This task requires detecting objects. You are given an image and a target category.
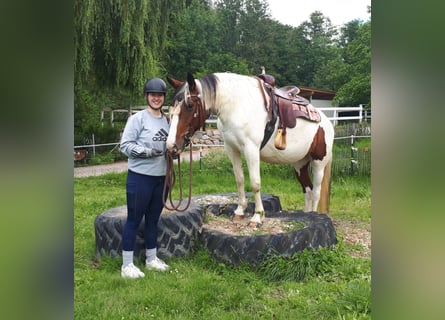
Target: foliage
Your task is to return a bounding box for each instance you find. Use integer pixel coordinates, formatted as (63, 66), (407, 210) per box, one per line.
(75, 0), (371, 141)
(296, 11), (339, 87)
(166, 0), (220, 77)
(230, 0), (273, 72)
(331, 20), (371, 107)
(86, 152), (116, 166)
(74, 85), (131, 145)
(74, 0), (185, 139)
(74, 0), (182, 92)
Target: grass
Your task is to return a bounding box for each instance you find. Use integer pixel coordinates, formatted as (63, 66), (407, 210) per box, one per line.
(74, 151), (371, 320)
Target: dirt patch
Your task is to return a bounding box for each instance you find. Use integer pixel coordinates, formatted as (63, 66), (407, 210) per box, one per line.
(203, 215), (371, 259)
(203, 214), (305, 236)
(333, 219), (371, 258)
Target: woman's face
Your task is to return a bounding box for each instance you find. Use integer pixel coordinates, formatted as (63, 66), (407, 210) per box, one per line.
(147, 92), (165, 109)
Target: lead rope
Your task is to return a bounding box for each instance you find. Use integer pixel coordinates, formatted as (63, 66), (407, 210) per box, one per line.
(162, 145), (193, 212)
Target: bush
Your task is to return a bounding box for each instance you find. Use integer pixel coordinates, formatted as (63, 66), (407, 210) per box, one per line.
(86, 153), (115, 165)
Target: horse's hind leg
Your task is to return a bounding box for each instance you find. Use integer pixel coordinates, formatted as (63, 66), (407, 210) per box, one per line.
(310, 161), (326, 212)
(295, 160), (330, 213)
(225, 146), (248, 220)
(294, 162), (315, 212)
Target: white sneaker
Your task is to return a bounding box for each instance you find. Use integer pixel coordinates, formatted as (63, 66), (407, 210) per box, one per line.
(121, 263), (145, 279)
(146, 257), (169, 271)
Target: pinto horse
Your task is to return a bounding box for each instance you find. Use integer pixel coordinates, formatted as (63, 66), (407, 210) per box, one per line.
(166, 72), (334, 224)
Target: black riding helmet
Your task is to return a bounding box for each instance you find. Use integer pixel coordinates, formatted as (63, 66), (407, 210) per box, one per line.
(143, 78), (167, 95)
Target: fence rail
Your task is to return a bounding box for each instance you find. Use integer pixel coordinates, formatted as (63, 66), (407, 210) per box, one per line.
(74, 135), (371, 177)
(78, 108), (371, 176)
(100, 105), (370, 127)
(180, 105), (369, 126)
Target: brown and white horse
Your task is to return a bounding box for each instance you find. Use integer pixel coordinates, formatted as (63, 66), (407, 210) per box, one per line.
(166, 72), (334, 224)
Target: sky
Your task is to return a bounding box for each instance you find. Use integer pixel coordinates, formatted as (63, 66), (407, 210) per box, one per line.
(267, 0), (371, 28)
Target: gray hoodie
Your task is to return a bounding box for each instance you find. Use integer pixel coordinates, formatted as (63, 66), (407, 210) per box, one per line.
(120, 109), (170, 176)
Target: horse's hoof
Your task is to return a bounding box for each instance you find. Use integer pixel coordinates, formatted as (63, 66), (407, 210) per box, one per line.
(249, 213), (263, 225)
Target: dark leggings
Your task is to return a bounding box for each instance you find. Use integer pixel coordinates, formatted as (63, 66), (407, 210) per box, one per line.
(122, 170), (167, 251)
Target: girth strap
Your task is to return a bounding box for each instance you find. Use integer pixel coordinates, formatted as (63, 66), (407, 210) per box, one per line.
(259, 83), (277, 150)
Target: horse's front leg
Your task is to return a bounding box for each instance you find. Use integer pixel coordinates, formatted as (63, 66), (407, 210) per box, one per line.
(225, 146), (248, 221)
(244, 146), (264, 224)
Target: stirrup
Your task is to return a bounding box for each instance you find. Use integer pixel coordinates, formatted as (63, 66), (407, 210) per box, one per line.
(274, 128), (286, 150)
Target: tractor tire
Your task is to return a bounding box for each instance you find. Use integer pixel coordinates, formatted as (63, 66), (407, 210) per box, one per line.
(94, 193), (337, 267)
(94, 201), (203, 261)
(199, 207), (337, 266)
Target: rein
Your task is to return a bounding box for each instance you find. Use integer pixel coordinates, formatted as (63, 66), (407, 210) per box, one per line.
(161, 86), (207, 211)
(162, 143), (194, 212)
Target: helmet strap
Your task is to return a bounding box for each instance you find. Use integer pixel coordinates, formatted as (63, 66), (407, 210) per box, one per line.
(148, 103), (163, 111)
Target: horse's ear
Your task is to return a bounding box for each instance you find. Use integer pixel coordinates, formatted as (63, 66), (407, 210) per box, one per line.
(167, 76), (184, 89)
(186, 72), (196, 91)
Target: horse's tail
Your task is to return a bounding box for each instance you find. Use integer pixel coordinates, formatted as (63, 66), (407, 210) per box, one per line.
(318, 159), (332, 213)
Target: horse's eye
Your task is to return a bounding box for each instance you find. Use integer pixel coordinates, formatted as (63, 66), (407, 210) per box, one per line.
(185, 102), (193, 111)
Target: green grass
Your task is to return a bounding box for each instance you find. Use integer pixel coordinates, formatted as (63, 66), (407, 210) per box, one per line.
(75, 151), (371, 320)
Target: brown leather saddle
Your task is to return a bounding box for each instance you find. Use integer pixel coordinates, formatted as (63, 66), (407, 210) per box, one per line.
(257, 74), (321, 150)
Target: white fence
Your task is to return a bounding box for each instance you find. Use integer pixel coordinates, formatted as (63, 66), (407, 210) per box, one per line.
(181, 104), (369, 126)
(100, 105), (370, 127)
(77, 105), (370, 154)
(318, 104), (370, 125)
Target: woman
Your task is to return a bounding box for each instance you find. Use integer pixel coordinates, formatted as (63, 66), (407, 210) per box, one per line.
(119, 78), (170, 278)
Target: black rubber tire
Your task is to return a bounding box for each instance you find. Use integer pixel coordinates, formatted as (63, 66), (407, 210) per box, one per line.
(93, 193), (279, 261)
(157, 204), (204, 258)
(94, 193), (337, 266)
(94, 202), (203, 261)
(199, 210), (337, 266)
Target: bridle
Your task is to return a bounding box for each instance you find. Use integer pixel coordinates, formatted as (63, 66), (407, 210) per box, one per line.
(185, 92), (208, 137)
(162, 90), (207, 212)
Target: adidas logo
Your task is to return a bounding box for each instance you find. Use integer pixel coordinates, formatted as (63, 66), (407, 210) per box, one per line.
(153, 128), (168, 141)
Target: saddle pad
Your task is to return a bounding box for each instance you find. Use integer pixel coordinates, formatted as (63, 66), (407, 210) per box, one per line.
(281, 102), (321, 128)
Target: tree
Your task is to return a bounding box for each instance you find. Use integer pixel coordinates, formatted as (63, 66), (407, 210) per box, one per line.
(255, 20), (302, 86)
(88, 0), (174, 94)
(332, 21), (371, 107)
(338, 19), (363, 49)
(166, 0), (221, 77)
(166, 0), (251, 78)
(295, 11), (338, 87)
(233, 0), (272, 71)
(214, 0), (242, 54)
(74, 0), (372, 144)
(74, 0), (184, 141)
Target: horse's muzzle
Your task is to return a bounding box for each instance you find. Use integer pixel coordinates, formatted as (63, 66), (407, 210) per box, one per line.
(168, 136), (190, 156)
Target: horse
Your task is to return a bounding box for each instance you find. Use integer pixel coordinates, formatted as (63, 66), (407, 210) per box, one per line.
(166, 72), (334, 224)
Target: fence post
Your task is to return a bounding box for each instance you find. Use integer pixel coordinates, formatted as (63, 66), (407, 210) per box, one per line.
(92, 133), (96, 157)
(359, 104), (363, 123)
(350, 135), (358, 175)
(199, 147), (203, 170)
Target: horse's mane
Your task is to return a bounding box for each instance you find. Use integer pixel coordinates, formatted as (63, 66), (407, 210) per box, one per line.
(198, 74), (218, 112)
